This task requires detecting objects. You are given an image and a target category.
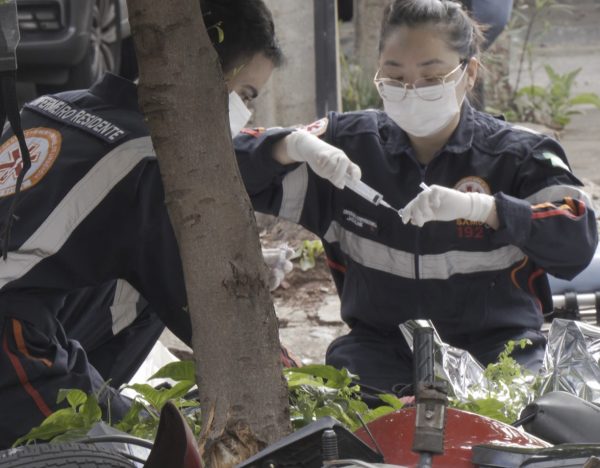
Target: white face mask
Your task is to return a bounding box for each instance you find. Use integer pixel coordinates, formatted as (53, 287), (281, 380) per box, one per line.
(228, 91), (253, 137)
(378, 68), (467, 138)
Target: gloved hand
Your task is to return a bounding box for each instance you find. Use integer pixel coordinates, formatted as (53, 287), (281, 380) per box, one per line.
(262, 245), (294, 291)
(285, 130), (361, 189)
(401, 184), (495, 227)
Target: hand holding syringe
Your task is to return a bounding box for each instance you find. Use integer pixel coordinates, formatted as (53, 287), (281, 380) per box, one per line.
(344, 173), (430, 222)
(344, 175), (396, 211)
(398, 182), (431, 221)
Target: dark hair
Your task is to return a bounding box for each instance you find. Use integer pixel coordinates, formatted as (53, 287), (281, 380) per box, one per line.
(201, 0), (284, 73)
(379, 0), (484, 60)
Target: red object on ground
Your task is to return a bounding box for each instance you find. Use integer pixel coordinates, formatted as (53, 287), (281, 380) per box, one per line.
(354, 408), (549, 468)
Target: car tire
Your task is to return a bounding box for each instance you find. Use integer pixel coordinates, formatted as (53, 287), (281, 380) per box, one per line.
(0, 443), (135, 467)
(66, 0), (123, 90)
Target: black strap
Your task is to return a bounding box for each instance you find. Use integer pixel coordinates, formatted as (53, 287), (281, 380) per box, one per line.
(0, 70), (32, 260)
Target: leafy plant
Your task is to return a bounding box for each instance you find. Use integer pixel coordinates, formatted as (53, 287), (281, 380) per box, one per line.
(15, 341), (545, 446)
(510, 65), (600, 129)
(292, 239), (325, 271)
(340, 54), (382, 112)
(14, 361), (201, 446)
(13, 389), (104, 446)
(486, 0), (600, 129)
(285, 365), (402, 431)
(116, 361), (201, 440)
(449, 339), (541, 423)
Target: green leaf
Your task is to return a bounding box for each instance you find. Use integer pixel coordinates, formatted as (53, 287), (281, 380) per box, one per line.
(568, 93), (600, 108)
(156, 381), (196, 409)
(116, 401), (147, 433)
(126, 384), (165, 410)
(285, 365), (355, 388)
(81, 395), (102, 425)
(516, 85), (546, 99)
(377, 393), (404, 410)
(57, 389), (87, 410)
(365, 405), (396, 422)
(13, 422), (76, 446)
(149, 360), (196, 382)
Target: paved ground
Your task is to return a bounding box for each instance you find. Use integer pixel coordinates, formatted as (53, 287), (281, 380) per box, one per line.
(161, 3), (600, 365)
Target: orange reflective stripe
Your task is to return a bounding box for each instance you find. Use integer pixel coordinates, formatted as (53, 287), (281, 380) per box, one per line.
(326, 257), (347, 274)
(2, 327), (52, 417)
(528, 269), (545, 312)
(12, 319), (53, 368)
(510, 257), (529, 289)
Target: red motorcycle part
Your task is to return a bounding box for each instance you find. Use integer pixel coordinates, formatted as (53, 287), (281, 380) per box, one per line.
(144, 401), (202, 468)
(354, 407), (550, 468)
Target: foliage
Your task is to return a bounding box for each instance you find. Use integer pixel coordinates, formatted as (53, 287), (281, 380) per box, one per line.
(340, 54), (382, 112)
(14, 362), (201, 446)
(291, 239), (325, 271)
(449, 339), (541, 423)
(285, 365), (403, 431)
(14, 362), (404, 446)
(508, 65), (600, 129)
(13, 388), (104, 446)
(15, 342), (545, 446)
(487, 0), (600, 129)
(115, 361), (200, 440)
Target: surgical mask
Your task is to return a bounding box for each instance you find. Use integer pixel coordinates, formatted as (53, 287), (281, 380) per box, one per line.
(377, 67), (467, 138)
(228, 91), (252, 137)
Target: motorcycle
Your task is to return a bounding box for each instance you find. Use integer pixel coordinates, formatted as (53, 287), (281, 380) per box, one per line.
(1, 246), (600, 467)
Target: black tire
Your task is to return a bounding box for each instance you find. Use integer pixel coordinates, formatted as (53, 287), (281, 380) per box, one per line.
(0, 443), (135, 468)
(66, 0), (123, 90)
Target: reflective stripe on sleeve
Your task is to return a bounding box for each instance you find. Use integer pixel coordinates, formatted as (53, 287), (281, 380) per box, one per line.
(324, 221), (526, 280)
(110, 279), (142, 335)
(279, 163), (309, 223)
(0, 136), (155, 288)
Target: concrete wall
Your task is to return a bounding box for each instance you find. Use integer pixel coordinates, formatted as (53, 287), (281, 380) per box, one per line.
(251, 0), (317, 128)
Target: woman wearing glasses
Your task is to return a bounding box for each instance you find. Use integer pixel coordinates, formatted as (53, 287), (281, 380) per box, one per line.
(235, 0), (597, 395)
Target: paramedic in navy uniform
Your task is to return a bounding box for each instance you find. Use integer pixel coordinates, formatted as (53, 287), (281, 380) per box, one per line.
(235, 0), (598, 394)
(0, 0), (284, 448)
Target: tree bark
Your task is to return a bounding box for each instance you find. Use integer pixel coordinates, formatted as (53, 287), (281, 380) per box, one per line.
(125, 0), (291, 465)
(353, 0), (390, 77)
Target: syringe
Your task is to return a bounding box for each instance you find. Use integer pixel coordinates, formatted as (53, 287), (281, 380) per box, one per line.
(399, 182), (431, 221)
(344, 176), (396, 211)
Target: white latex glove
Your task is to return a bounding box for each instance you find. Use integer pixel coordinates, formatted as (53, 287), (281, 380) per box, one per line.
(285, 130), (361, 189)
(401, 184), (495, 227)
(262, 245), (294, 291)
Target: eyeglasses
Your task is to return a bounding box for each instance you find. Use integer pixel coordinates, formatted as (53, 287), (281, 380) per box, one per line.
(374, 61), (467, 102)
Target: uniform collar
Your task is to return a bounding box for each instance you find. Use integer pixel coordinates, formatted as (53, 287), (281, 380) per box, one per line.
(381, 99), (476, 156)
(89, 73), (140, 112)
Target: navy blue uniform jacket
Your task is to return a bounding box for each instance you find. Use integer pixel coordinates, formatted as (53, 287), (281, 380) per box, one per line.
(235, 104), (598, 343)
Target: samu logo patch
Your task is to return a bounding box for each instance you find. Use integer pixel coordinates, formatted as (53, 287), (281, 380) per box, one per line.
(0, 127), (62, 198)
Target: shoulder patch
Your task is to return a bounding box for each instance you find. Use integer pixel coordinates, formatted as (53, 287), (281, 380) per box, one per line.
(240, 127), (267, 138)
(454, 176), (491, 195)
(0, 128), (62, 198)
(25, 96), (128, 143)
(300, 118), (329, 137)
(533, 151), (570, 172)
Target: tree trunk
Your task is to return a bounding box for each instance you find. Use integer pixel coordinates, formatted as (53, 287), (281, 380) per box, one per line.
(125, 0), (291, 465)
(353, 0), (390, 77)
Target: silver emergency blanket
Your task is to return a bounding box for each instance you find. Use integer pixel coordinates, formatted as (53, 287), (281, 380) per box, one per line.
(538, 318), (600, 403)
(399, 319), (487, 401)
(400, 318), (600, 406)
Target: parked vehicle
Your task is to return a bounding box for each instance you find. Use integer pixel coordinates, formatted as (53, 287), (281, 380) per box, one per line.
(15, 0), (133, 92)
